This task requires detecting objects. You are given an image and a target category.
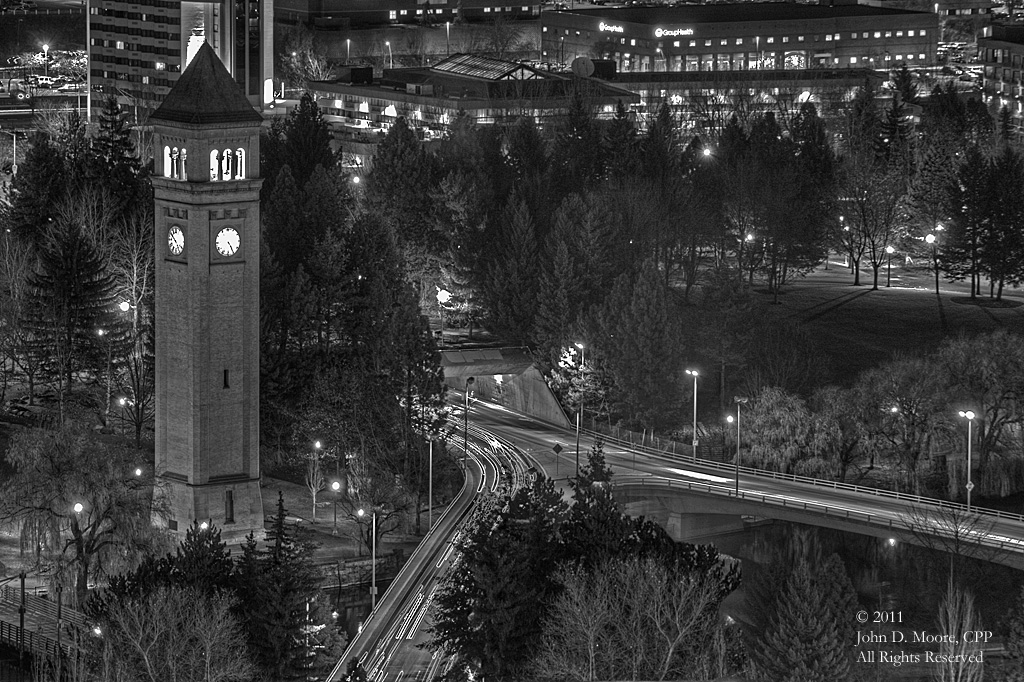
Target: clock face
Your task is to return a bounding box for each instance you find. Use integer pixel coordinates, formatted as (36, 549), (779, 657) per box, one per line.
(215, 227), (240, 257)
(168, 225), (185, 256)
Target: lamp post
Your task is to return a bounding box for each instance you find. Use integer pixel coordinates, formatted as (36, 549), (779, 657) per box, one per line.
(733, 397), (748, 495)
(1, 129), (17, 176)
(958, 410), (975, 511)
(346, 39), (351, 64)
(357, 507), (378, 609)
(385, 41), (393, 69)
(885, 245), (895, 287)
(925, 233), (939, 294)
(685, 369), (699, 457)
(428, 439), (434, 531)
(574, 342), (585, 478)
(331, 481), (341, 535)
(97, 328), (113, 424)
(436, 288), (451, 347)
(42, 43), (49, 78)
(463, 376), (475, 469)
(446, 22), (451, 57)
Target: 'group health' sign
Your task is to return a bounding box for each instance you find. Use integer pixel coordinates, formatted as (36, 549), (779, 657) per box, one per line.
(599, 22), (624, 32)
(654, 27), (695, 37)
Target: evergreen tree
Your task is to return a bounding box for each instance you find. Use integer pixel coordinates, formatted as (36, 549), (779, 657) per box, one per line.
(1004, 585), (1024, 681)
(263, 92), (336, 194)
(639, 102), (679, 190)
(755, 560), (848, 682)
(234, 492), (343, 679)
(944, 144), (992, 297)
(90, 95), (143, 214)
(483, 197), (539, 344)
(875, 95), (914, 166)
(595, 260), (680, 427)
(549, 87), (604, 198)
(982, 146), (1024, 299)
(20, 221), (121, 416)
(604, 99), (637, 184)
(3, 133), (67, 247)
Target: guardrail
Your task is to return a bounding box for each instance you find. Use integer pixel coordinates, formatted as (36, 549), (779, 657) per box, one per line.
(584, 426), (1024, 525)
(615, 475), (1024, 555)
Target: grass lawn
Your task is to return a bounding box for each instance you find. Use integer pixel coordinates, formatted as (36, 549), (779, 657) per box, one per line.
(757, 258), (1024, 384)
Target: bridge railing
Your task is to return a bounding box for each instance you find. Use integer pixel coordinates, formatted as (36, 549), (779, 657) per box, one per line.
(584, 427), (1024, 525)
(615, 475), (1024, 554)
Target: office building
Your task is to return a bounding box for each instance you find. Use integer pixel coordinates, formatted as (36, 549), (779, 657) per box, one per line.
(979, 22), (1024, 135)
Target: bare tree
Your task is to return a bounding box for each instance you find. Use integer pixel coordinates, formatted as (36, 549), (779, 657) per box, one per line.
(901, 504), (1010, 583)
(93, 587), (256, 682)
(934, 579), (985, 682)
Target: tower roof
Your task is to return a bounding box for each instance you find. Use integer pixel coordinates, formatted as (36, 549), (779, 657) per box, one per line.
(150, 42), (263, 126)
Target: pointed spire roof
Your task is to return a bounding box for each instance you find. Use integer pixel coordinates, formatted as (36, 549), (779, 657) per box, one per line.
(151, 42), (263, 126)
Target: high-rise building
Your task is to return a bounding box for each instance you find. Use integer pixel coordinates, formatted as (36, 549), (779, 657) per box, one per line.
(88, 0), (274, 121)
(150, 41), (265, 539)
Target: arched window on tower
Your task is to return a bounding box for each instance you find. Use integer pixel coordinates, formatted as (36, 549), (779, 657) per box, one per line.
(163, 146), (172, 178)
(234, 148), (246, 179)
(178, 147), (188, 181)
(221, 149), (233, 181)
(210, 149), (220, 181)
(170, 147), (180, 180)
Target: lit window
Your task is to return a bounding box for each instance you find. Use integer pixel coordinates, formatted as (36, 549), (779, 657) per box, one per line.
(885, 31), (892, 37)
(155, 62), (166, 70)
(484, 6), (490, 10)
(163, 146), (171, 178)
(873, 32), (880, 38)
(896, 54), (903, 60)
(631, 39), (636, 46)
(767, 37), (774, 43)
(834, 33), (840, 40)
(689, 40), (696, 47)
(142, 76), (149, 84)
(798, 36), (805, 41)
(919, 53), (926, 58)
(908, 30), (915, 36)
(721, 39), (727, 46)
(673, 41), (680, 47)
(736, 38), (743, 45)
(705, 39), (712, 46)
(921, 30), (927, 35)
(851, 33), (857, 39)
(863, 32), (869, 38)
(851, 57), (857, 64)
(389, 10), (396, 18)
(826, 34), (833, 41)
(116, 40), (125, 50)
(782, 36), (789, 43)
(885, 54), (892, 60)
(896, 30), (904, 37)
(400, 9), (407, 13)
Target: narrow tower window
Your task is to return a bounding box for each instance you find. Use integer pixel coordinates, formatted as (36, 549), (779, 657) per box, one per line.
(225, 490), (234, 523)
(221, 149), (233, 180)
(163, 146), (171, 177)
(234, 148), (246, 179)
(223, 369), (229, 388)
(210, 149), (220, 181)
(178, 147), (188, 181)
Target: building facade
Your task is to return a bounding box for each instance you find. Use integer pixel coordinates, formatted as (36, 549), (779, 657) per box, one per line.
(88, 0), (274, 120)
(151, 42), (265, 538)
(979, 22), (1024, 134)
(542, 3), (938, 73)
(275, 0), (540, 27)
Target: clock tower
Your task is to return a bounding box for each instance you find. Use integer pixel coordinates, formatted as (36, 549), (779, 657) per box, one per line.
(150, 41), (264, 539)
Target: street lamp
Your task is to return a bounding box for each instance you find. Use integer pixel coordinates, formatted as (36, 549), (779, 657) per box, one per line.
(42, 44), (49, 78)
(463, 376), (475, 469)
(685, 369), (699, 457)
(331, 481), (341, 535)
(73, 502), (83, 514)
(385, 41), (393, 69)
(958, 410), (975, 511)
(925, 233), (939, 294)
(733, 397), (748, 496)
(357, 507), (379, 609)
(574, 342), (585, 478)
(97, 328), (113, 424)
(446, 22), (451, 57)
(436, 288), (451, 347)
(346, 39), (351, 64)
(885, 245), (895, 288)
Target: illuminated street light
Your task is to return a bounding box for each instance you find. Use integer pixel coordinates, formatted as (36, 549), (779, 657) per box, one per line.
(42, 44), (49, 78)
(958, 410), (976, 511)
(885, 245), (895, 288)
(73, 503), (83, 514)
(925, 233), (939, 295)
(385, 41), (393, 69)
(436, 289), (451, 348)
(732, 397), (748, 495)
(331, 480), (341, 535)
(574, 342), (585, 477)
(685, 369), (699, 457)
